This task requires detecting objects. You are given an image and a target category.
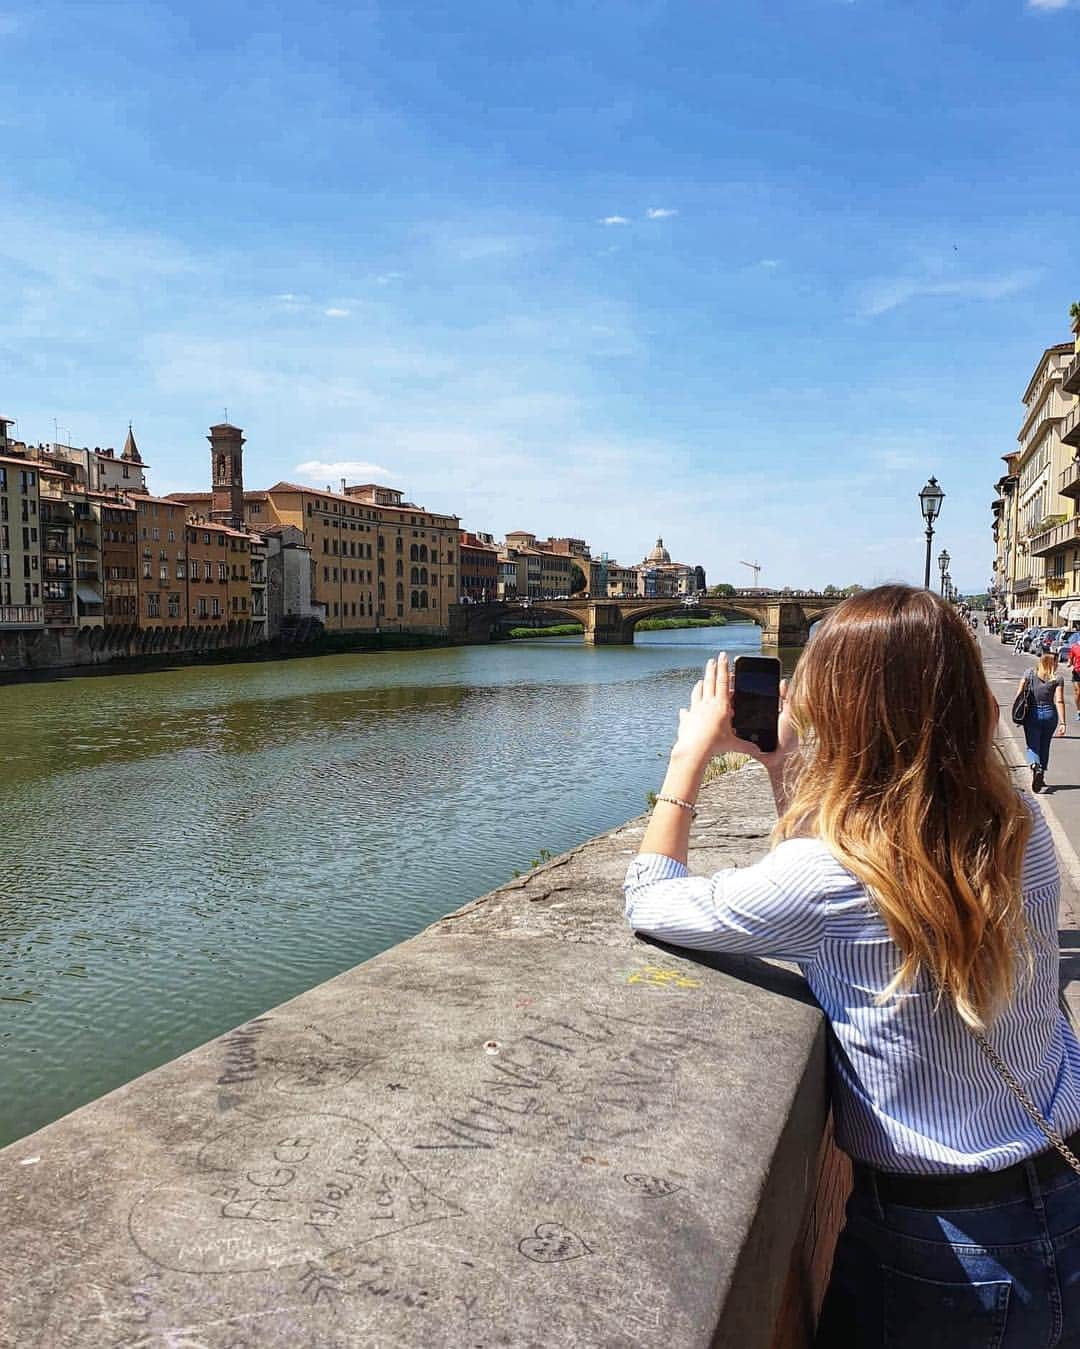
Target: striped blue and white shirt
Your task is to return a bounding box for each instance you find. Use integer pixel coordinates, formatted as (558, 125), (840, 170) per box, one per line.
(624, 796), (1080, 1174)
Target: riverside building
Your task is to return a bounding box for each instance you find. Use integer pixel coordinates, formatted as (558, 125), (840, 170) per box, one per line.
(994, 339), (1080, 626)
(0, 432), (44, 630)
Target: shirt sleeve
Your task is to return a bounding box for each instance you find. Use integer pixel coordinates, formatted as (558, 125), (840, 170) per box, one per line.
(623, 842), (830, 964)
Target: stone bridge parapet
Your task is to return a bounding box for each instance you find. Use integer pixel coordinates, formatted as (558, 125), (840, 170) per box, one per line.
(0, 766), (846, 1348)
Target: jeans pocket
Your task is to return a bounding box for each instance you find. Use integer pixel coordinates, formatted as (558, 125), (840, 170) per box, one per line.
(883, 1265), (1011, 1349)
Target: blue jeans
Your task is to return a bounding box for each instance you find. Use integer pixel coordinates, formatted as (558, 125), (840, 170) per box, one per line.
(1025, 704), (1059, 772)
(816, 1164), (1080, 1347)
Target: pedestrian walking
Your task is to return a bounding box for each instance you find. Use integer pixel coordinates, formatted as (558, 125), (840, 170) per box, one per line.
(1016, 652), (1066, 793)
(1066, 634), (1080, 723)
(625, 585), (1080, 1348)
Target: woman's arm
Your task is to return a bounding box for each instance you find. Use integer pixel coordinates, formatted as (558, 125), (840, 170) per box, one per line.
(637, 653), (798, 866)
(1057, 683), (1067, 735)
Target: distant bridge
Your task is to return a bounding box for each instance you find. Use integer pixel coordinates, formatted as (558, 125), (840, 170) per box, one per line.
(453, 592), (844, 647)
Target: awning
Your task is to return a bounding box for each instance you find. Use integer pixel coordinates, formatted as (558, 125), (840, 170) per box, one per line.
(77, 585), (103, 604)
(1061, 600), (1080, 621)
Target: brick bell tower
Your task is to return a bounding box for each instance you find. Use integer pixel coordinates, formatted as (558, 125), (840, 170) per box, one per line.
(209, 422), (245, 529)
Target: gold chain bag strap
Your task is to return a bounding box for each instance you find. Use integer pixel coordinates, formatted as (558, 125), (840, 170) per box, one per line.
(971, 1030), (1080, 1179)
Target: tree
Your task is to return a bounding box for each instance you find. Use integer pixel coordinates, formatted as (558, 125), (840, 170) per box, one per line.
(708, 582), (736, 596)
(1070, 300), (1080, 322)
(569, 563), (587, 594)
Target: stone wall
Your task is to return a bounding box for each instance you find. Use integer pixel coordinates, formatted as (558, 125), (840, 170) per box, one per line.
(0, 765), (844, 1347)
(0, 620), (267, 673)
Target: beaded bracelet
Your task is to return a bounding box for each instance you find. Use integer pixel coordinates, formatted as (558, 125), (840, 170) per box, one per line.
(653, 794), (698, 820)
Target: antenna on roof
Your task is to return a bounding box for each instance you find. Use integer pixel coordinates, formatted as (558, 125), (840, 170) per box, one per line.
(224, 407), (229, 423)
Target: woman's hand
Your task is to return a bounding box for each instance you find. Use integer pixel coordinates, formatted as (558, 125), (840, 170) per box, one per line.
(671, 653), (798, 772)
(1057, 723), (1067, 738)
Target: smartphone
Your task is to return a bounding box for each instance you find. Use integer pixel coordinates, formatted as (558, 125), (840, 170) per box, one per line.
(732, 655), (781, 753)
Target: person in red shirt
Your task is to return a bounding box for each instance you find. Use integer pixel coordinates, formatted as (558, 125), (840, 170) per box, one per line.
(1067, 634), (1080, 721)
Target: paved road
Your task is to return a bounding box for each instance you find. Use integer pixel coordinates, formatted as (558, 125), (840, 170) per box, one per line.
(979, 626), (1080, 1015)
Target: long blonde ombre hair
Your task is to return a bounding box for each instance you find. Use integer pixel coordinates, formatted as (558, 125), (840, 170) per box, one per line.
(775, 584), (1032, 1029)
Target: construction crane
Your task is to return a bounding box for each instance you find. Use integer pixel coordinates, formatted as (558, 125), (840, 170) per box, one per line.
(739, 559), (762, 588)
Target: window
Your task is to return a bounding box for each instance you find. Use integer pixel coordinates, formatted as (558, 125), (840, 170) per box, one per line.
(159, 564), (168, 582)
(167, 529), (175, 542)
(218, 562), (227, 581)
(143, 561), (152, 579)
(211, 597), (220, 617)
(146, 593), (160, 617)
(152, 527), (160, 541)
(204, 562), (213, 580)
(197, 596), (207, 618)
(168, 593), (181, 618)
(177, 562), (186, 579)
(323, 565), (329, 582)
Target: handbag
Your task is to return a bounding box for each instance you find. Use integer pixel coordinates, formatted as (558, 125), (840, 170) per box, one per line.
(1012, 670), (1033, 725)
(971, 1030), (1080, 1178)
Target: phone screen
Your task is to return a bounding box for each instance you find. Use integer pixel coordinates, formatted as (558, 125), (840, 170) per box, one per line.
(733, 656), (781, 753)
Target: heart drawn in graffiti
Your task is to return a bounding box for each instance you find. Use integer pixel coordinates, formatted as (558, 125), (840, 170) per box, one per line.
(517, 1222), (593, 1264)
(623, 1173), (684, 1198)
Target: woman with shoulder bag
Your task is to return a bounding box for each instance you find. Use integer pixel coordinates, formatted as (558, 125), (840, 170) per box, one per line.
(1016, 652), (1066, 793)
(625, 585), (1080, 1348)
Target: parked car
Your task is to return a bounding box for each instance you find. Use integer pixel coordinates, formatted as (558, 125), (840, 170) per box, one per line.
(1058, 629), (1080, 660)
(1001, 622), (1025, 645)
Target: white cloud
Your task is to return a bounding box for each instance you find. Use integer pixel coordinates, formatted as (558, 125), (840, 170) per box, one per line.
(324, 306), (350, 317)
(758, 258), (780, 269)
(294, 459), (397, 485)
(1028, 0), (1071, 10)
(645, 207), (678, 219)
(857, 268), (1041, 316)
(600, 215), (629, 225)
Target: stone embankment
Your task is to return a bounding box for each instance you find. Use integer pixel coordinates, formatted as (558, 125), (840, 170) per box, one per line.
(0, 766), (844, 1348)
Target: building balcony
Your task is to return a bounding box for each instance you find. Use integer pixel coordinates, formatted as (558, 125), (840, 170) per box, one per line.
(1013, 575), (1037, 593)
(1059, 458), (1080, 498)
(0, 604), (44, 628)
(1030, 516), (1080, 556)
(1063, 351), (1080, 396)
(43, 537), (72, 556)
(1062, 405), (1080, 450)
(75, 535), (99, 552)
(1045, 575), (1069, 594)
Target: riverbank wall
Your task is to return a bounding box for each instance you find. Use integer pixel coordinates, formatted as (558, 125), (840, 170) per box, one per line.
(0, 621), (459, 681)
(0, 766), (846, 1347)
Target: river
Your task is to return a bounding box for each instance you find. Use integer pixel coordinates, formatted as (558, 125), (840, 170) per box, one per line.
(0, 623), (770, 1146)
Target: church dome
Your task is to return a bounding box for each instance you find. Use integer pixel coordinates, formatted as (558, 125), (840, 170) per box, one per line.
(646, 537), (671, 564)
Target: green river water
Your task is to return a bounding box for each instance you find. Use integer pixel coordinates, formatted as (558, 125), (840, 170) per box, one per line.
(0, 624), (769, 1146)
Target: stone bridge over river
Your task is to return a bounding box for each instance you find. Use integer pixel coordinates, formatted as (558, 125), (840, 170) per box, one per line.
(455, 591), (843, 647)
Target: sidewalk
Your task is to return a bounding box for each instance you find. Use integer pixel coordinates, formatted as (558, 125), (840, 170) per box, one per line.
(979, 628), (1080, 1021)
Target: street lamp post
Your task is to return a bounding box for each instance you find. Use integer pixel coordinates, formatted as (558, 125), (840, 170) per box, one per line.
(918, 477), (945, 589)
(938, 548), (950, 596)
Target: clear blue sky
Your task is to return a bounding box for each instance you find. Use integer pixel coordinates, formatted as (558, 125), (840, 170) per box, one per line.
(2, 0), (1077, 590)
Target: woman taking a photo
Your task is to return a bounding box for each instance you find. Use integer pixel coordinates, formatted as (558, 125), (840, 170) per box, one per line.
(1016, 651), (1067, 793)
(625, 585), (1080, 1348)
